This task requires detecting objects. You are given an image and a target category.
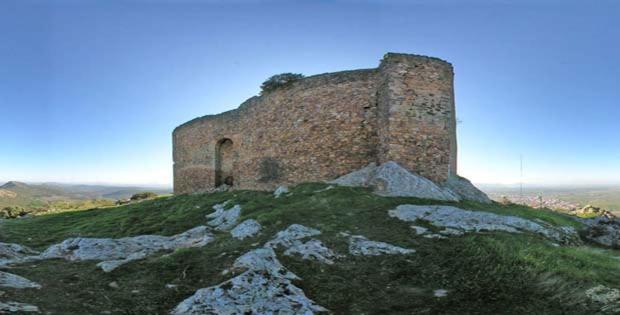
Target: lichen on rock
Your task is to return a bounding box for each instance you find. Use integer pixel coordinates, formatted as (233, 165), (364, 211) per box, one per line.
(389, 205), (581, 245)
(230, 219), (262, 240)
(171, 247), (327, 314)
(348, 235), (415, 256)
(206, 201), (241, 231)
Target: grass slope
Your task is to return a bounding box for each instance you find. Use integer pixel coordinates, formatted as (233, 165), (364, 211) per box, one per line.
(1, 183), (618, 314)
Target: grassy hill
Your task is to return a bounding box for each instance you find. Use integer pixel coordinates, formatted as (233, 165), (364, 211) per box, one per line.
(2, 183), (620, 314)
(0, 181), (171, 212)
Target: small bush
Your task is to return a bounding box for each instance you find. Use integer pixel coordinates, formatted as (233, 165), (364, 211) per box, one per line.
(1, 206), (28, 219)
(130, 192), (158, 201)
(258, 157), (282, 182)
(260, 73), (304, 94)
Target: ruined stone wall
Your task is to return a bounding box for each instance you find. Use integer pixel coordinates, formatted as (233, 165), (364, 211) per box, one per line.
(173, 53), (457, 194)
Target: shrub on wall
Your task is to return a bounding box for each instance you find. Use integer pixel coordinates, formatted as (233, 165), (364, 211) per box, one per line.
(258, 157), (282, 182)
(260, 73), (304, 94)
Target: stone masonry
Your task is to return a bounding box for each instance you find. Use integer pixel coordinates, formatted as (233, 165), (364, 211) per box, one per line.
(173, 53), (458, 194)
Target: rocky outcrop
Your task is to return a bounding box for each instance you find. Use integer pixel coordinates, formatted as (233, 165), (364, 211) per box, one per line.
(0, 242), (39, 266)
(230, 219), (262, 240)
(266, 224), (336, 264)
(389, 205), (582, 245)
(442, 174), (492, 204)
(171, 247), (328, 314)
(348, 235), (415, 256)
(273, 186), (289, 198)
(206, 201), (241, 231)
(585, 285), (620, 313)
(0, 271), (40, 289)
(36, 226), (214, 272)
(581, 216), (620, 248)
(571, 205), (616, 218)
(0, 301), (40, 313)
(331, 162), (460, 202)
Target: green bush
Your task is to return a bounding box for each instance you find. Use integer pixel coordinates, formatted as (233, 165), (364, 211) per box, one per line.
(130, 192), (158, 201)
(1, 206), (28, 219)
(260, 73), (304, 93)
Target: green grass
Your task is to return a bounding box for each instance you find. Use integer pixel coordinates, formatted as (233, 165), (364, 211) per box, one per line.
(2, 183), (617, 314)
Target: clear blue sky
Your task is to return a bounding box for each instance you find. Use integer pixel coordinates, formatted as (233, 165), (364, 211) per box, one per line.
(1, 0), (618, 186)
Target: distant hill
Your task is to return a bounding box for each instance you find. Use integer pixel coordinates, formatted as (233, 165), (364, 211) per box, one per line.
(0, 181), (172, 209)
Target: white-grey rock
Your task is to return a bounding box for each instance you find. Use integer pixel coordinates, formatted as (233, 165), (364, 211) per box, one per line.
(273, 186), (289, 198)
(0, 271), (40, 289)
(389, 205), (581, 245)
(433, 289), (449, 297)
(330, 162), (459, 202)
(423, 234), (447, 239)
(410, 225), (429, 235)
(206, 202), (241, 231)
(581, 216), (620, 248)
(265, 224), (321, 249)
(266, 224), (336, 265)
(284, 239), (337, 265)
(230, 219), (262, 240)
(348, 235), (415, 256)
(442, 174), (492, 204)
(38, 226), (214, 272)
(0, 301), (40, 313)
(0, 243), (39, 266)
(171, 248), (327, 314)
(585, 285), (620, 313)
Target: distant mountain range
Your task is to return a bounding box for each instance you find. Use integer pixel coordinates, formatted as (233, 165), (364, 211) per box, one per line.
(0, 181), (172, 209)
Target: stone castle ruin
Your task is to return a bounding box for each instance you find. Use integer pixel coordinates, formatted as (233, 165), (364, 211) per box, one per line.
(173, 53), (459, 194)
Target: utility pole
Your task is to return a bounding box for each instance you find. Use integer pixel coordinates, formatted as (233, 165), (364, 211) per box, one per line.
(520, 155), (523, 200)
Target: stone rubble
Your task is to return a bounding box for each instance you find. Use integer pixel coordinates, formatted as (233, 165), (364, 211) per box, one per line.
(273, 186), (289, 198)
(0, 271), (40, 289)
(348, 235), (415, 256)
(171, 247), (328, 315)
(230, 219), (262, 240)
(206, 202), (241, 231)
(389, 205), (582, 245)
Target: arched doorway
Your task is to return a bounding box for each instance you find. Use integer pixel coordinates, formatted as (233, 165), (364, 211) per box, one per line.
(215, 138), (234, 187)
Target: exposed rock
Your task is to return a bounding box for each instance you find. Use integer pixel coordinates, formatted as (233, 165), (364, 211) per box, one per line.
(571, 205), (616, 218)
(585, 285), (620, 313)
(265, 224), (336, 265)
(348, 235), (415, 256)
(37, 226), (214, 272)
(230, 219), (262, 240)
(171, 248), (327, 314)
(442, 174), (492, 204)
(0, 271), (40, 289)
(0, 243), (39, 266)
(433, 289), (449, 297)
(273, 186), (289, 198)
(331, 162), (459, 202)
(108, 281), (120, 289)
(265, 224), (321, 249)
(581, 216), (620, 248)
(284, 239), (337, 264)
(410, 226), (429, 235)
(389, 205), (582, 245)
(206, 202), (241, 231)
(0, 301), (40, 313)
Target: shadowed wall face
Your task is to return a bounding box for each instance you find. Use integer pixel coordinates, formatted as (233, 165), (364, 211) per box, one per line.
(173, 53), (457, 194)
